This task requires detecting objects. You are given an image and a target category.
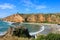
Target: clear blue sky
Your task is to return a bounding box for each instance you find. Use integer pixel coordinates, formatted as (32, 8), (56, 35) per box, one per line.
(0, 0), (60, 18)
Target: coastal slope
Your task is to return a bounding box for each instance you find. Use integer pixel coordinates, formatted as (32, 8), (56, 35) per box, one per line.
(2, 13), (60, 24)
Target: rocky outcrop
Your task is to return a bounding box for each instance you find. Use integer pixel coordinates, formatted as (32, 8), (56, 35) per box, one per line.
(4, 26), (32, 38)
(2, 13), (60, 24)
(47, 15), (59, 23)
(12, 26), (31, 38)
(36, 14), (45, 23)
(0, 26), (33, 40)
(3, 14), (24, 23)
(47, 15), (52, 22)
(26, 15), (36, 22)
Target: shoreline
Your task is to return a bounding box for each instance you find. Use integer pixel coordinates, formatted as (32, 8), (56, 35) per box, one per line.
(29, 26), (44, 35)
(2, 20), (58, 26)
(0, 31), (7, 36)
(0, 21), (59, 37)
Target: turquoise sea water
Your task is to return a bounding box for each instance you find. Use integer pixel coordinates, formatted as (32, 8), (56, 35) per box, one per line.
(20, 24), (41, 32)
(0, 21), (10, 32)
(0, 21), (52, 35)
(0, 21), (41, 33)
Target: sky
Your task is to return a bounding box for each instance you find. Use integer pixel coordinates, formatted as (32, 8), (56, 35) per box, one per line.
(0, 0), (60, 18)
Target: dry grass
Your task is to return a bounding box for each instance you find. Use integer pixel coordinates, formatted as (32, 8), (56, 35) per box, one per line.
(0, 35), (33, 40)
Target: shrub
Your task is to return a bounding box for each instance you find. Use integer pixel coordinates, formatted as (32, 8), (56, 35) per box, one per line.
(36, 33), (60, 40)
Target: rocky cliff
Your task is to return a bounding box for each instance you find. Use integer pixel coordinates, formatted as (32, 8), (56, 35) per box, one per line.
(3, 14), (24, 23)
(3, 13), (60, 24)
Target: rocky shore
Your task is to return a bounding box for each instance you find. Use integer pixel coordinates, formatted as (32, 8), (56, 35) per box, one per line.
(0, 26), (34, 40)
(0, 22), (60, 40)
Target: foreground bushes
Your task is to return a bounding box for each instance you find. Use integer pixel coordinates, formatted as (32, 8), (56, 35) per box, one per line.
(12, 26), (31, 38)
(36, 33), (60, 40)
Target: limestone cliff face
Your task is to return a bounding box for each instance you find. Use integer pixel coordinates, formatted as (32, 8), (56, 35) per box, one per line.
(46, 15), (60, 23)
(2, 13), (60, 23)
(3, 14), (24, 23)
(26, 15), (36, 22)
(56, 17), (60, 24)
(51, 15), (57, 22)
(47, 15), (52, 22)
(36, 14), (45, 22)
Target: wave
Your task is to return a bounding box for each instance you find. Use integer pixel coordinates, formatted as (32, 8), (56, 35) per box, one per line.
(3, 21), (14, 25)
(29, 26), (44, 36)
(0, 31), (7, 36)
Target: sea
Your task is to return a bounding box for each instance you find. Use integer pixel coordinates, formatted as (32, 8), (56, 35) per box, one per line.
(0, 20), (52, 36)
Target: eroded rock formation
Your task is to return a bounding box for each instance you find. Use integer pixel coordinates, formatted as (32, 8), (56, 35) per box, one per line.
(26, 15), (36, 22)
(0, 26), (33, 40)
(1, 26), (32, 38)
(3, 14), (24, 23)
(36, 14), (45, 23)
(2, 13), (60, 24)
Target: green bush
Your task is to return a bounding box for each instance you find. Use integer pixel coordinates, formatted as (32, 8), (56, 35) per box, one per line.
(35, 33), (60, 40)
(36, 35), (45, 40)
